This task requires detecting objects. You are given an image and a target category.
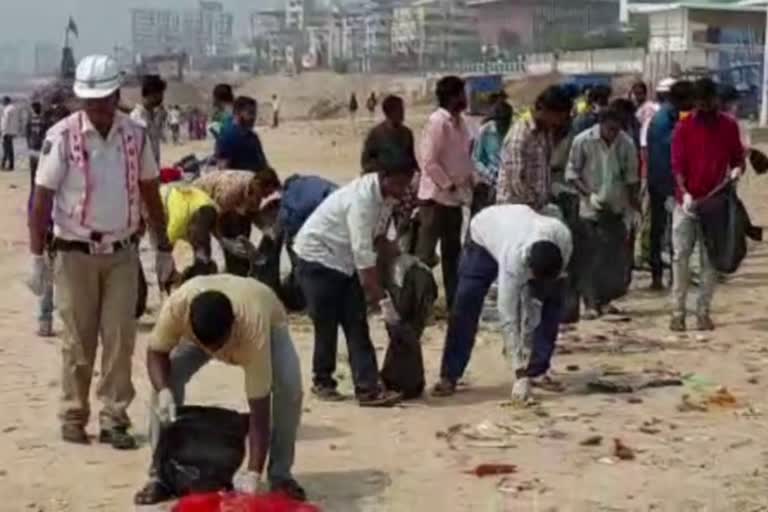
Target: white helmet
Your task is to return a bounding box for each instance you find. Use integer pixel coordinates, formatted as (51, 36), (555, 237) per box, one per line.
(656, 77), (676, 93)
(73, 55), (123, 99)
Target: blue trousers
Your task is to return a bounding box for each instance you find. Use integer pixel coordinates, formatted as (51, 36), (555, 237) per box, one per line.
(439, 241), (562, 382)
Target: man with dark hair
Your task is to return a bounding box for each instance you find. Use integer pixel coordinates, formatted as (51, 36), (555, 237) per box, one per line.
(669, 77), (745, 332)
(211, 83), (235, 137)
(194, 168), (281, 277)
(361, 95), (419, 231)
(361, 95), (417, 175)
(26, 101), (48, 194)
(216, 96), (269, 173)
(415, 75), (474, 309)
(572, 84), (612, 135)
(1, 96), (21, 170)
(471, 101), (513, 212)
(134, 275), (305, 505)
(294, 155), (415, 407)
(566, 106), (640, 318)
(646, 79), (694, 289)
(432, 204), (571, 402)
(498, 85), (573, 209)
(130, 74), (167, 164)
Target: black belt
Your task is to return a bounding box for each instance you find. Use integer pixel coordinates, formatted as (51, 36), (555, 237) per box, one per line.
(53, 235), (139, 255)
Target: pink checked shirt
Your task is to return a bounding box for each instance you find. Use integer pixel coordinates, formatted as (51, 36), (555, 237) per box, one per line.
(417, 108), (475, 207)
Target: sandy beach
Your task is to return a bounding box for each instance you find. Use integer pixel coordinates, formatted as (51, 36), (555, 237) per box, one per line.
(0, 112), (767, 511)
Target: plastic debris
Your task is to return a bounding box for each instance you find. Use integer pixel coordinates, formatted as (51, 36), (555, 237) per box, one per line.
(580, 435), (604, 446)
(613, 438), (636, 460)
(465, 463), (517, 477)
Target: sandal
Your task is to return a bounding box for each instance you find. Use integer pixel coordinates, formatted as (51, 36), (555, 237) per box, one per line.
(134, 479), (175, 506)
(532, 376), (565, 393)
(431, 379), (457, 397)
(358, 389), (402, 407)
(311, 385), (346, 402)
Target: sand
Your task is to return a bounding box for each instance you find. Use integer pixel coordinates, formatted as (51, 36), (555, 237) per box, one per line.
(0, 112), (767, 512)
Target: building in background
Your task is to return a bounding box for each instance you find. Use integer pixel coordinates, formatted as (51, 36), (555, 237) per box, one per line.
(469, 0), (622, 52)
(131, 1), (234, 62)
(392, 0), (479, 67)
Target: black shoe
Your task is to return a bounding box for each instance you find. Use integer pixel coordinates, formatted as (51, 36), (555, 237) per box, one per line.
(311, 385), (345, 402)
(61, 424), (90, 445)
(99, 426), (137, 450)
(271, 478), (307, 502)
(358, 389), (402, 407)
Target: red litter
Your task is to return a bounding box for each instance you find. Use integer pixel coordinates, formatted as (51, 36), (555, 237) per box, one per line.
(173, 492), (321, 512)
(465, 464), (518, 477)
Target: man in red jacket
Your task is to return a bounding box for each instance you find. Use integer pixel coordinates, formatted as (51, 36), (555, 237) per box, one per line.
(670, 78), (744, 332)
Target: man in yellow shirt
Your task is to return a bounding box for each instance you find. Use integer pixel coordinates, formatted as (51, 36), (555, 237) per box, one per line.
(134, 274), (305, 505)
(161, 183), (218, 264)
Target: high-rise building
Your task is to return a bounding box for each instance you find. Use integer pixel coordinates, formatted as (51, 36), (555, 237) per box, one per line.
(131, 1), (234, 59)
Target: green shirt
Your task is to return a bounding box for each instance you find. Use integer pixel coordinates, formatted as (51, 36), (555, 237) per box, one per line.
(565, 125), (639, 219)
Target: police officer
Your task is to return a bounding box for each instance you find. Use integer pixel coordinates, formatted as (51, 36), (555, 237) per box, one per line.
(27, 55), (176, 449)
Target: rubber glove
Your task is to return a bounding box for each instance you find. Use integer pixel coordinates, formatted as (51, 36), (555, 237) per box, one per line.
(156, 388), (176, 425)
(233, 470), (268, 494)
(26, 254), (50, 297)
(682, 193), (695, 216)
(589, 193), (603, 211)
(379, 294), (400, 325)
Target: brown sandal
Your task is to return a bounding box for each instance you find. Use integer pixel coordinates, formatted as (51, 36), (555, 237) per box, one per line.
(431, 379), (457, 397)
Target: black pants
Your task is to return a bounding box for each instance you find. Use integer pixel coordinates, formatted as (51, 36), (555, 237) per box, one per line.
(649, 185), (671, 282)
(296, 258), (379, 396)
(553, 193), (581, 323)
(415, 202), (462, 309)
(1, 135), (14, 170)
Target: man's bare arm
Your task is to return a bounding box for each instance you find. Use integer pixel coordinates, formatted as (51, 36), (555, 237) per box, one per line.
(247, 396), (271, 474)
(29, 186), (55, 255)
(147, 350), (172, 392)
(139, 179), (172, 251)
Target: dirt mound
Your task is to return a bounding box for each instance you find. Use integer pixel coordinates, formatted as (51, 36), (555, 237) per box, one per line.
(504, 72), (564, 107)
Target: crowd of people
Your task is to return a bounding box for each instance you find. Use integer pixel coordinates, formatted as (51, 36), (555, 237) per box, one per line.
(22, 51), (755, 506)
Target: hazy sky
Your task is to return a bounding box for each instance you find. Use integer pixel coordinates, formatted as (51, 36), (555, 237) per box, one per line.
(0, 0), (280, 53)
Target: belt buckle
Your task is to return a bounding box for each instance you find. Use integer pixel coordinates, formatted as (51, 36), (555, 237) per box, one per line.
(89, 241), (115, 255)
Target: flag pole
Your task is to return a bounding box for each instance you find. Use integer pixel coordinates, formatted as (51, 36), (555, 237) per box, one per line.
(761, 3), (768, 126)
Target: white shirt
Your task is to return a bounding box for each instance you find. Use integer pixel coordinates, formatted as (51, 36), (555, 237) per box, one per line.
(1, 104), (22, 136)
(36, 111), (160, 243)
(294, 173), (390, 276)
(271, 99), (280, 112)
(469, 204), (572, 343)
(168, 108), (182, 126)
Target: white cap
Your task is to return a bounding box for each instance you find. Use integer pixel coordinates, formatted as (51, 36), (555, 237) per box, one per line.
(73, 55), (123, 99)
(656, 77), (676, 93)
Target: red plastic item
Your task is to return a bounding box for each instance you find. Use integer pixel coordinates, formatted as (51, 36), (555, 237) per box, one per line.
(173, 492), (321, 512)
(160, 167), (184, 184)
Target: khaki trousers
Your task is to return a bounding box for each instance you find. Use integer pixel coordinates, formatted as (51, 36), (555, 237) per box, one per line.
(55, 247), (139, 429)
(671, 207), (717, 317)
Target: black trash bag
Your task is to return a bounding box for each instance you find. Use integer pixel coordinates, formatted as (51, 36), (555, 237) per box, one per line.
(698, 186), (752, 274)
(154, 406), (249, 497)
(578, 213), (631, 307)
(380, 257), (437, 399)
(381, 323), (425, 400)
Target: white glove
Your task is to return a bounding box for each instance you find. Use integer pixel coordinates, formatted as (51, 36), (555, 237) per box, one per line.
(589, 193), (603, 211)
(155, 251), (176, 286)
(233, 470), (268, 494)
(682, 193), (695, 216)
(510, 377), (532, 404)
(156, 388), (176, 425)
(730, 168), (742, 181)
(26, 254), (50, 297)
(664, 196), (676, 213)
(379, 294), (400, 325)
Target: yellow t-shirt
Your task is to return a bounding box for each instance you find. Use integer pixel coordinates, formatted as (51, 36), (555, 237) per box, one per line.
(149, 274), (288, 399)
(161, 184), (216, 245)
